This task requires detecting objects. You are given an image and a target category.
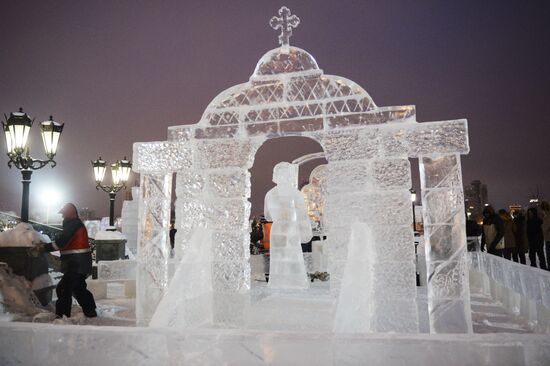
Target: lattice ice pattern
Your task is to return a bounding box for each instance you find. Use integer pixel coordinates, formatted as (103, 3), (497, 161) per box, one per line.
(208, 75), (372, 111)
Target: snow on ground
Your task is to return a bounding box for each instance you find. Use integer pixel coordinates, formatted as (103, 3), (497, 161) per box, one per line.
(46, 299), (136, 327)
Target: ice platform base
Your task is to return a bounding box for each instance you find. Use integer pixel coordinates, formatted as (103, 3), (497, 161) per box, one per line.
(0, 322), (549, 366)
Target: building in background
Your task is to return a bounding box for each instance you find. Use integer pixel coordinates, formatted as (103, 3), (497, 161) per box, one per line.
(509, 204), (523, 217)
(464, 180), (489, 221)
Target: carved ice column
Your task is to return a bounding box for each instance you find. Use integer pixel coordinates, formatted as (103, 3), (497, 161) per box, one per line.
(323, 129), (418, 332)
(136, 173), (172, 325)
(419, 154), (472, 333)
(133, 141), (191, 326)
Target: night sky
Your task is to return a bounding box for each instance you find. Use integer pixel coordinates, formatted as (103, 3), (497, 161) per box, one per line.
(1, 1), (549, 220)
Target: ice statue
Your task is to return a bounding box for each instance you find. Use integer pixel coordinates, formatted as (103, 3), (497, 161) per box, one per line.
(301, 164), (327, 233)
(264, 162), (312, 289)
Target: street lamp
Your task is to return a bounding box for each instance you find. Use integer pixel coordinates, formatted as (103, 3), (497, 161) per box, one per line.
(92, 156), (132, 227)
(410, 189), (417, 232)
(2, 108), (64, 222)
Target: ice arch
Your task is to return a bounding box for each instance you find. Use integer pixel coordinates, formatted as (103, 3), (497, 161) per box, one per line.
(133, 45), (471, 333)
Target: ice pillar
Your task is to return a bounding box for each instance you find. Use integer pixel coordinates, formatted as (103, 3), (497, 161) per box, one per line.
(326, 157), (419, 333)
(419, 154), (472, 333)
(136, 173), (172, 326)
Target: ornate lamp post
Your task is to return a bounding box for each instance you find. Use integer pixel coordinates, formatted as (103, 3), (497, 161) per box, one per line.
(410, 189), (417, 232)
(92, 156), (132, 227)
(2, 108), (64, 222)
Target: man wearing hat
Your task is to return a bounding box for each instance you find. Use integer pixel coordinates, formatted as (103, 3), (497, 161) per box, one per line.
(35, 203), (97, 318)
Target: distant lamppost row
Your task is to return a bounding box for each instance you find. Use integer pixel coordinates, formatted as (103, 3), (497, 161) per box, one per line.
(2, 108), (64, 222)
(92, 157), (132, 227)
(410, 189), (417, 232)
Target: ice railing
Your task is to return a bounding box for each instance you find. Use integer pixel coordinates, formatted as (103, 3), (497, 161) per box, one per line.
(469, 252), (550, 308)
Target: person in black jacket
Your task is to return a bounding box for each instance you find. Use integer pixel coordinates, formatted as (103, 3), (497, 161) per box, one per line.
(481, 205), (504, 255)
(512, 209), (528, 264)
(526, 207), (547, 270)
(34, 203), (97, 318)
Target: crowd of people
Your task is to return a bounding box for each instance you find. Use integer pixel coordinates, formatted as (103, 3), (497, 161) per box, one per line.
(478, 202), (550, 270)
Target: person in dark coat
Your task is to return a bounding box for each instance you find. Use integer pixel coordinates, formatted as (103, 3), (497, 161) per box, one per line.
(512, 209), (528, 264)
(498, 209), (516, 260)
(466, 215), (482, 251)
(526, 207), (548, 270)
(34, 203), (97, 318)
(481, 205), (504, 255)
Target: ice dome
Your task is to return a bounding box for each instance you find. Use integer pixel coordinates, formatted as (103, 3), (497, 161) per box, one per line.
(252, 46), (321, 77)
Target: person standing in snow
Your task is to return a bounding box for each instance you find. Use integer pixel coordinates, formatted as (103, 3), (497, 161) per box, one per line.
(526, 207), (547, 270)
(34, 203), (97, 318)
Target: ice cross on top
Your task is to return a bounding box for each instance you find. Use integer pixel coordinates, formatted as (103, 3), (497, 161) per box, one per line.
(270, 6), (300, 52)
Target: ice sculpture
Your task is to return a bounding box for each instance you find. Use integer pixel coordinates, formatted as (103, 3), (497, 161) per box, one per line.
(133, 6), (471, 333)
(121, 186), (140, 256)
(301, 164), (327, 232)
(333, 223), (374, 332)
(270, 6), (299, 53)
(264, 162), (312, 289)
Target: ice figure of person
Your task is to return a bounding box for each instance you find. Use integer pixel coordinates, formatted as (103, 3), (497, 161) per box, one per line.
(264, 162), (312, 289)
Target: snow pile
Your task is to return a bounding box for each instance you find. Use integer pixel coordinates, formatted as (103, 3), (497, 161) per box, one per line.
(0, 223), (51, 248)
(0, 264), (51, 319)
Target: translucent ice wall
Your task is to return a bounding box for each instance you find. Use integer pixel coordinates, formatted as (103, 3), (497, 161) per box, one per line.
(121, 187), (140, 256)
(133, 41), (471, 332)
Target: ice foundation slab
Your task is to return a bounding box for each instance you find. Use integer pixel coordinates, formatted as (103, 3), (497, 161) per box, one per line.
(0, 322), (549, 366)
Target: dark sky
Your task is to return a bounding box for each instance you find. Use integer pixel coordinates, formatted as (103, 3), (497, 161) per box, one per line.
(1, 0), (549, 220)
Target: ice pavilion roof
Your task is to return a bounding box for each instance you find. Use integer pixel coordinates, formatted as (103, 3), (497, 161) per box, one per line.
(198, 45), (379, 128)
